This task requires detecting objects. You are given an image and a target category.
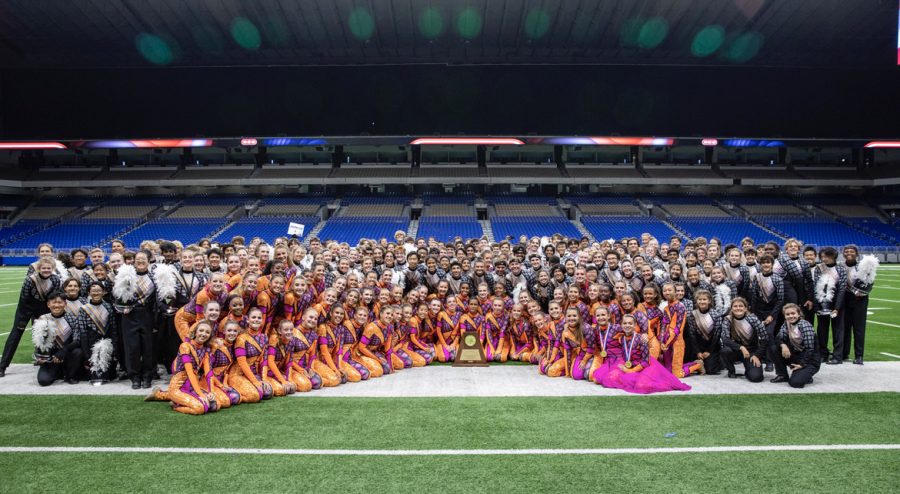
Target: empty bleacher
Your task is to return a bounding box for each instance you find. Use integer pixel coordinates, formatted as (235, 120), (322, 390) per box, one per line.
(417, 216), (483, 241)
(85, 205), (157, 219)
(18, 207), (77, 220)
(652, 196), (730, 218)
(491, 216), (582, 240)
(572, 196), (642, 216)
(115, 218), (228, 247)
(214, 216), (320, 244)
(756, 216), (892, 247)
(581, 216), (680, 243)
(316, 217), (409, 244)
(669, 217), (778, 245)
(4, 219), (134, 251)
(254, 197), (324, 217)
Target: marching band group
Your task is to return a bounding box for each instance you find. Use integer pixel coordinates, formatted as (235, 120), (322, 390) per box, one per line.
(0, 229), (878, 413)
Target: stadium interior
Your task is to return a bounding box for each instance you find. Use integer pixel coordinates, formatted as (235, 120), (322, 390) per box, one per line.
(1, 141), (899, 263)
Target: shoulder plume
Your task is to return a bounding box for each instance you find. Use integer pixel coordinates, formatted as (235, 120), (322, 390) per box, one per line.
(154, 263), (177, 301)
(89, 338), (114, 374)
(112, 265), (138, 302)
(857, 255), (879, 285)
(31, 317), (54, 352)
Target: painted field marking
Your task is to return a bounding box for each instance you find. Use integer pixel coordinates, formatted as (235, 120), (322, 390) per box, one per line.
(869, 298), (900, 304)
(0, 329), (29, 337)
(0, 444), (897, 457)
(867, 320), (900, 329)
(0, 303), (16, 308)
(880, 352), (900, 359)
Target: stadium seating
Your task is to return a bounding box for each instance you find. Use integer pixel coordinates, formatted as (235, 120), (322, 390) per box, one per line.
(316, 217), (409, 244)
(845, 219), (900, 244)
(756, 217), (892, 247)
(4, 219), (134, 251)
(0, 220), (50, 246)
(167, 205), (237, 219)
(668, 217), (779, 245)
(581, 216), (680, 243)
(214, 216), (320, 244)
(85, 206), (157, 219)
(417, 216), (483, 242)
(115, 218), (228, 247)
(572, 196), (642, 216)
(18, 207), (77, 220)
(491, 217), (581, 240)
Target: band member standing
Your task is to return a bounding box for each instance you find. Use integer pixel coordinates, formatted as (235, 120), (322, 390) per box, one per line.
(0, 258), (64, 377)
(840, 245), (877, 365)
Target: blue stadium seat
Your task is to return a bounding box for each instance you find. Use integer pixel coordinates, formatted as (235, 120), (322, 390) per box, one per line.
(581, 216), (680, 242)
(757, 216), (891, 248)
(317, 217), (409, 244)
(491, 217), (581, 240)
(5, 219), (134, 251)
(115, 218), (227, 247)
(417, 216), (483, 241)
(669, 217), (776, 245)
(215, 216), (320, 244)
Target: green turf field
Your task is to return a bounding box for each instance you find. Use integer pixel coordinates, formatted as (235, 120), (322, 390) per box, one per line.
(0, 265), (898, 493)
(0, 394), (897, 492)
(2, 265), (897, 363)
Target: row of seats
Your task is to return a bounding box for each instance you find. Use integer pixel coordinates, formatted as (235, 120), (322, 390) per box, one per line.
(491, 217), (581, 241)
(417, 216), (483, 242)
(668, 217), (778, 245)
(85, 205), (157, 219)
(168, 205), (236, 219)
(757, 217), (891, 247)
(581, 216), (680, 243)
(341, 204), (405, 217)
(214, 217), (320, 244)
(316, 217), (408, 244)
(5, 219), (134, 250)
(114, 219), (228, 247)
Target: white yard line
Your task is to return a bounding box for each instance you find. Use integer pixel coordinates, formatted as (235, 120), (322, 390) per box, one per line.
(880, 352), (900, 359)
(867, 320), (900, 329)
(0, 444), (897, 456)
(869, 298), (900, 304)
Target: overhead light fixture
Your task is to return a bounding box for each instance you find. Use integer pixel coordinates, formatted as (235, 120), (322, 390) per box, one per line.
(409, 138), (525, 146)
(84, 139), (213, 148)
(701, 138), (718, 146)
(240, 138), (258, 146)
(0, 142), (67, 149)
(864, 141), (900, 148)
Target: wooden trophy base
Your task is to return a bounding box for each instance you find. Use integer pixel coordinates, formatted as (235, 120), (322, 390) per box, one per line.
(454, 331), (489, 367)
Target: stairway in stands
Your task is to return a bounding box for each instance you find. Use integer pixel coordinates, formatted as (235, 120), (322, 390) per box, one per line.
(407, 219), (419, 239)
(305, 221), (327, 242)
(572, 218), (595, 242)
(479, 220), (494, 242)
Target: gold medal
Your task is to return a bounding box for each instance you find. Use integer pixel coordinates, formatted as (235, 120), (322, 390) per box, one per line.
(600, 350), (607, 358)
(625, 360), (633, 368)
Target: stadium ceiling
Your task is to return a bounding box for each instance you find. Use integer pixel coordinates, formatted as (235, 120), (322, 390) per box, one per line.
(0, 0), (893, 69)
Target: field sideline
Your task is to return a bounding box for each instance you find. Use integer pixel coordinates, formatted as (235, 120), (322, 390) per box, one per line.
(0, 265), (897, 492)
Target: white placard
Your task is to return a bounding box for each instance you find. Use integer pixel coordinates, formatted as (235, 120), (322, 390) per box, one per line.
(287, 222), (305, 236)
